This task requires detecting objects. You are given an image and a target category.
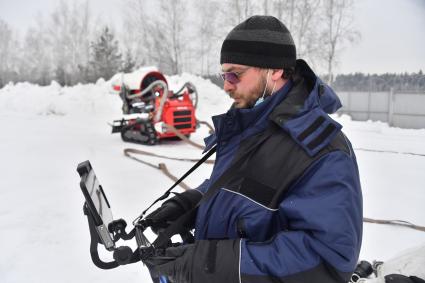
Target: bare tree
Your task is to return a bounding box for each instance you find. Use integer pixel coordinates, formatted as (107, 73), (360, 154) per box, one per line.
(320, 0), (359, 84)
(221, 0), (257, 27)
(193, 0), (223, 74)
(48, 1), (71, 85)
(0, 19), (12, 86)
(47, 0), (94, 85)
(287, 0), (296, 31)
(0, 19), (21, 86)
(273, 0), (296, 30)
(20, 17), (52, 85)
(291, 0), (323, 71)
(72, 0), (92, 82)
(273, 0), (286, 22)
(166, 0), (183, 74)
(139, 0), (189, 74)
(0, 0), (94, 86)
(263, 0), (269, 14)
(121, 0), (178, 72)
(120, 0), (150, 67)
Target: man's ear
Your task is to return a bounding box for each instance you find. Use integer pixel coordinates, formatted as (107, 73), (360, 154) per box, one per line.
(271, 69), (284, 81)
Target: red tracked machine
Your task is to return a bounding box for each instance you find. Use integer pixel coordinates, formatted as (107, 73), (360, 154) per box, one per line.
(111, 68), (198, 145)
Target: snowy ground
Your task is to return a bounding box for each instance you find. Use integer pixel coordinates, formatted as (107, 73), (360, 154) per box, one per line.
(0, 73), (424, 283)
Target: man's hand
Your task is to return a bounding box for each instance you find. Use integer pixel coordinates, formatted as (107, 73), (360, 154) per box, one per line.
(147, 240), (240, 283)
(155, 244), (195, 283)
(144, 190), (202, 234)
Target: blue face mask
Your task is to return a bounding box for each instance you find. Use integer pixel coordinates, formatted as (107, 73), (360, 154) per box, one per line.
(253, 70), (276, 108)
(254, 97), (265, 107)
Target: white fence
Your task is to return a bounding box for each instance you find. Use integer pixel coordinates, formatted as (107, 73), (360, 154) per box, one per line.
(337, 90), (425, 129)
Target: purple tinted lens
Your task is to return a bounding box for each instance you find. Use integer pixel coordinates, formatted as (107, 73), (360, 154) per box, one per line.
(221, 72), (239, 84)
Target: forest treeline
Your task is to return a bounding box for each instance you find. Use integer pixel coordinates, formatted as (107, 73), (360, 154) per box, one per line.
(332, 72), (425, 92)
(1, 0), (361, 88)
(2, 0), (423, 91)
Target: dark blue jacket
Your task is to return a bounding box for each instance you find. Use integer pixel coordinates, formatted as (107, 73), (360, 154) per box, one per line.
(192, 60), (362, 283)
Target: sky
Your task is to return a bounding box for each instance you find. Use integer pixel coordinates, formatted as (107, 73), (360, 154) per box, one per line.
(340, 0), (425, 74)
(0, 0), (424, 75)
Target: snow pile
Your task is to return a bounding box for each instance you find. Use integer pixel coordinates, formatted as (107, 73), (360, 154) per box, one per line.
(336, 113), (425, 155)
(109, 66), (160, 90)
(0, 80), (121, 118)
(0, 71), (232, 121)
(0, 71), (424, 283)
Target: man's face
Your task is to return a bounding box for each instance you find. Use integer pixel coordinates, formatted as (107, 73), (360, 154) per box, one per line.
(221, 63), (267, 109)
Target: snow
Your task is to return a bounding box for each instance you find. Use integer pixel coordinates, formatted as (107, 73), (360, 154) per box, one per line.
(110, 66), (160, 90)
(0, 74), (424, 283)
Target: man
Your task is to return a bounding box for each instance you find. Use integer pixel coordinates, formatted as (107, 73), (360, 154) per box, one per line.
(146, 15), (363, 283)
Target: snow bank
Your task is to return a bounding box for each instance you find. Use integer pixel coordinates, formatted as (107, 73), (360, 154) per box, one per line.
(0, 71), (232, 121)
(0, 80), (122, 118)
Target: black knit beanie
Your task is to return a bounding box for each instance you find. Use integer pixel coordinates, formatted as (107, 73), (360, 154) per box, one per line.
(220, 15), (296, 69)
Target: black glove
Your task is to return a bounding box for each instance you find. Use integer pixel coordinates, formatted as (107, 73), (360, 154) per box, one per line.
(145, 189), (202, 234)
(151, 240), (240, 283)
(155, 244), (195, 283)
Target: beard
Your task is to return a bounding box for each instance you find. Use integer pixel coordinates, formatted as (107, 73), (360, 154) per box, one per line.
(228, 75), (268, 109)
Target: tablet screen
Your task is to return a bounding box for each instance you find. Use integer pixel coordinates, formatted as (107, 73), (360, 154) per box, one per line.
(85, 169), (113, 228)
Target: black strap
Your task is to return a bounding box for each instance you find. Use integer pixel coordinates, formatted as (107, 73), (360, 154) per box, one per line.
(136, 145), (217, 221)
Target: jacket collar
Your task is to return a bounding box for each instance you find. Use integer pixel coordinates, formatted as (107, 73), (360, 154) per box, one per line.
(269, 59), (343, 156)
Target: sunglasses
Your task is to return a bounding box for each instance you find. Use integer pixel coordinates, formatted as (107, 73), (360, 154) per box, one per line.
(220, 68), (250, 85)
